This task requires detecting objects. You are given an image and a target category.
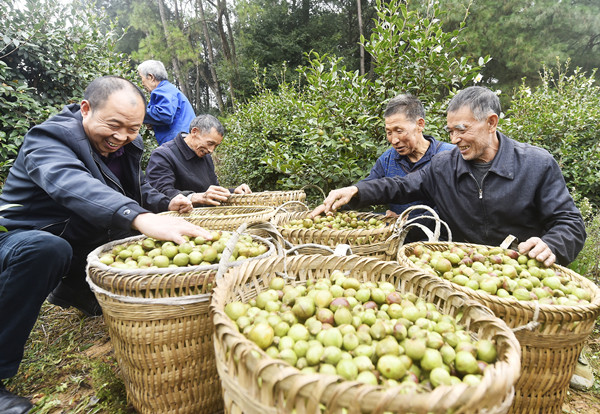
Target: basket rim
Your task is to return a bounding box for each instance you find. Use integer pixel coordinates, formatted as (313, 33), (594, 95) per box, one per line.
(159, 205), (277, 219)
(211, 254), (521, 413)
(398, 241), (600, 314)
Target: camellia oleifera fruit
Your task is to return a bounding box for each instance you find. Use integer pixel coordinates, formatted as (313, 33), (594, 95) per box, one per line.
(99, 231), (268, 269)
(224, 271), (499, 392)
(407, 244), (592, 305)
(283, 212), (385, 231)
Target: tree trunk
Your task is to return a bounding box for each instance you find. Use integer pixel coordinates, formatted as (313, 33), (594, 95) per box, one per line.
(357, 0), (365, 75)
(157, 0), (191, 98)
(197, 0), (225, 112)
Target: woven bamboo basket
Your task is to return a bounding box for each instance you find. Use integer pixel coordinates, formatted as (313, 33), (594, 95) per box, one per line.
(398, 241), (600, 414)
(211, 254), (522, 414)
(271, 210), (403, 260)
(160, 205), (277, 231)
(85, 230), (275, 414)
(222, 190), (307, 208)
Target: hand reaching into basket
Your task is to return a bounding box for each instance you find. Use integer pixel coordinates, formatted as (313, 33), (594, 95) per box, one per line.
(310, 186), (359, 217)
(519, 237), (556, 267)
(233, 184), (252, 194)
(189, 185), (232, 206)
(132, 213), (213, 245)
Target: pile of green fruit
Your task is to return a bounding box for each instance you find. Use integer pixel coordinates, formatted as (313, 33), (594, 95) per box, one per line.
(99, 231), (268, 269)
(282, 212), (385, 231)
(225, 271), (499, 392)
(406, 244), (593, 305)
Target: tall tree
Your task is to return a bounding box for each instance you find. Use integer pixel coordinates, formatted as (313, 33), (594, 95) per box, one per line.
(157, 0), (190, 97)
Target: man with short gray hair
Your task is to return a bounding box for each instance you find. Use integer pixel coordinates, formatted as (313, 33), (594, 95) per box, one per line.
(147, 114), (252, 205)
(137, 59), (196, 145)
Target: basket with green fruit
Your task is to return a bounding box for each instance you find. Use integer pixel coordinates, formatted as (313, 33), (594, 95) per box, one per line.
(211, 254), (521, 413)
(398, 241), (600, 414)
(222, 189), (307, 208)
(85, 228), (275, 414)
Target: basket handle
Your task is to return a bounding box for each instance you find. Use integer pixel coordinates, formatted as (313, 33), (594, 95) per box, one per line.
(215, 222), (249, 281)
(274, 200), (310, 214)
(300, 183), (327, 200)
(391, 204), (453, 246)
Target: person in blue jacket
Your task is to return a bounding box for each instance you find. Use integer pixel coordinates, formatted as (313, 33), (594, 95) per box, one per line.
(0, 76), (212, 413)
(137, 60), (196, 145)
(361, 93), (454, 217)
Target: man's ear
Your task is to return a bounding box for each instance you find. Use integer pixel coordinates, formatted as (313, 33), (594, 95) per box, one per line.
(80, 100), (91, 118)
(416, 117), (425, 131)
(487, 113), (499, 133)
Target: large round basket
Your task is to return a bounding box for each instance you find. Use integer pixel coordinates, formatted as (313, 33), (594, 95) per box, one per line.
(160, 205), (277, 231)
(86, 232), (275, 414)
(271, 211), (401, 260)
(398, 241), (600, 414)
(211, 254), (522, 414)
(222, 190), (306, 208)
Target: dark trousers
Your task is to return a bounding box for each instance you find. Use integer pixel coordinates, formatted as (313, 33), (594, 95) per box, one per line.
(0, 230), (72, 379)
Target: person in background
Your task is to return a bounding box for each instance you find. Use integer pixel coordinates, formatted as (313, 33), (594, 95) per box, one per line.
(137, 60), (196, 145)
(146, 114), (252, 206)
(361, 93), (454, 217)
(0, 76), (212, 413)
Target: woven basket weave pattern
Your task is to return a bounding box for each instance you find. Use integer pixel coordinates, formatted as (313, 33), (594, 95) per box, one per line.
(398, 241), (600, 414)
(160, 206), (277, 231)
(211, 254), (522, 414)
(87, 233), (274, 414)
(222, 190), (306, 207)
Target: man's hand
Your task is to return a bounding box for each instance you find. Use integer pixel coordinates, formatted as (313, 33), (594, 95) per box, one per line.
(309, 186), (359, 217)
(132, 213), (213, 245)
(385, 210), (399, 218)
(169, 194), (193, 213)
(518, 237), (556, 267)
(191, 185), (231, 206)
(233, 184), (252, 194)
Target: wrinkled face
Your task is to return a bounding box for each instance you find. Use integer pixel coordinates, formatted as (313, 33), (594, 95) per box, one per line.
(185, 127), (223, 158)
(138, 70), (157, 93)
(384, 112), (425, 158)
(445, 106), (498, 163)
(81, 89), (145, 157)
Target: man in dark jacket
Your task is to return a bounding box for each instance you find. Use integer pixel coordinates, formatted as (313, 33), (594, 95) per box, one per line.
(312, 86), (585, 267)
(146, 114), (251, 206)
(361, 93), (454, 216)
(0, 76), (212, 413)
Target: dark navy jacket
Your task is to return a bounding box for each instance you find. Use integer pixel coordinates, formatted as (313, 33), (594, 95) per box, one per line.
(360, 135), (454, 214)
(353, 132), (585, 265)
(146, 132), (221, 199)
(144, 80), (196, 145)
(0, 104), (170, 246)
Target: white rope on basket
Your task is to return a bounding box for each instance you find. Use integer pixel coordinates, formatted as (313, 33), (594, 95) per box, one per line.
(86, 223), (271, 305)
(390, 204), (453, 246)
(511, 300), (541, 332)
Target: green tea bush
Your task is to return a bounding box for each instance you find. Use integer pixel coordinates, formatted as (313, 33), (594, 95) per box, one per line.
(502, 60), (600, 206)
(218, 0), (487, 194)
(569, 198), (600, 281)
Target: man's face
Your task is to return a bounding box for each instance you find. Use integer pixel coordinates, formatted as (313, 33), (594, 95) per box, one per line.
(186, 127), (223, 158)
(138, 71), (156, 93)
(81, 89), (145, 157)
(445, 106), (498, 163)
(384, 112), (425, 157)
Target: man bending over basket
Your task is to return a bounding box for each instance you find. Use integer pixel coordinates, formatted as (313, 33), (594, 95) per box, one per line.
(146, 114), (252, 206)
(0, 76), (212, 413)
(312, 85), (585, 268)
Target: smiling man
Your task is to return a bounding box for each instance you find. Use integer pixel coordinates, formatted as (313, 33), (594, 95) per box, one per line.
(312, 86), (585, 267)
(146, 114), (252, 206)
(0, 76), (212, 413)
(361, 94), (453, 216)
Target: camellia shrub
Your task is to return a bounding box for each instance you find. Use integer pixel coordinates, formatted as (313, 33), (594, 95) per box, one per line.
(501, 60), (600, 206)
(218, 0), (488, 195)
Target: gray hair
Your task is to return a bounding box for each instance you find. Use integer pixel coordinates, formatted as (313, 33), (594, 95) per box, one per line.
(447, 86), (501, 121)
(137, 60), (169, 82)
(383, 94), (425, 121)
(190, 114), (225, 136)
